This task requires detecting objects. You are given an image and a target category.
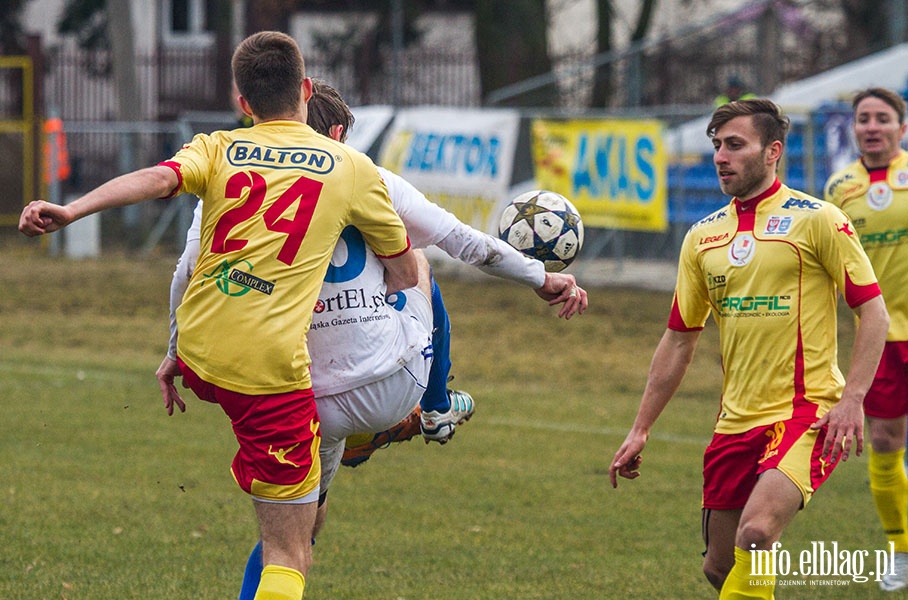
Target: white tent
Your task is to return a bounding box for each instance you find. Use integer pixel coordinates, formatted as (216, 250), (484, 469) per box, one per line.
(667, 43), (908, 155)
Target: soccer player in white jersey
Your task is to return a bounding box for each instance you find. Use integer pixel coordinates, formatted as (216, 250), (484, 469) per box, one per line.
(825, 87), (908, 591)
(20, 32), (419, 600)
(154, 79), (588, 598)
(610, 98), (889, 599)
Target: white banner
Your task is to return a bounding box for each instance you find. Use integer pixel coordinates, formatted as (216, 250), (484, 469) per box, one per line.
(347, 105), (395, 153)
(377, 107), (520, 234)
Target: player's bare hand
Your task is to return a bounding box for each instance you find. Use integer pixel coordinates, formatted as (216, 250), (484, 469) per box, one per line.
(609, 434), (646, 488)
(535, 272), (588, 319)
(18, 200), (73, 236)
(811, 397), (863, 462)
(156, 356), (186, 416)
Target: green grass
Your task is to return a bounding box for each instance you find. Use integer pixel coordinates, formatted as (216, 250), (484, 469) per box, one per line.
(0, 247), (894, 599)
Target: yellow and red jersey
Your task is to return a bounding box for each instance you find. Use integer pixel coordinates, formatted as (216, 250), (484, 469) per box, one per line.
(163, 120), (409, 395)
(825, 150), (908, 341)
(671, 180), (880, 434)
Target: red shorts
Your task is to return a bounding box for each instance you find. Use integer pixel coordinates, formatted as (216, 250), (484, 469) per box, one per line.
(864, 341), (908, 419)
(702, 415), (836, 510)
(178, 358), (321, 502)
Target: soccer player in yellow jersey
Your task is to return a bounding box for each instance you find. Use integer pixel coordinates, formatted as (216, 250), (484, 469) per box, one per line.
(825, 86), (908, 591)
(19, 31), (417, 600)
(610, 99), (890, 599)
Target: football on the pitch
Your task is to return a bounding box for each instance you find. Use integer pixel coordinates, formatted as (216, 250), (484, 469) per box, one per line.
(497, 190), (584, 272)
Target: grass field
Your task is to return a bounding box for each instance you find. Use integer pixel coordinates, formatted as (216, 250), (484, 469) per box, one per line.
(0, 247), (897, 599)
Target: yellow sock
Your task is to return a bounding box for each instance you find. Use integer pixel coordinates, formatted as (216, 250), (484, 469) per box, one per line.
(719, 546), (775, 600)
(869, 447), (908, 553)
(254, 565), (306, 600)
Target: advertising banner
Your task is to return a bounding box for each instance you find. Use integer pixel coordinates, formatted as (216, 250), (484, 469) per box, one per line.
(531, 118), (668, 232)
(378, 107), (521, 233)
(347, 105), (395, 154)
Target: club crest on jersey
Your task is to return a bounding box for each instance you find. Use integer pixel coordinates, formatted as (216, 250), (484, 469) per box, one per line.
(897, 170), (908, 186)
(867, 181), (893, 211)
(763, 215), (793, 235)
(728, 233), (755, 267)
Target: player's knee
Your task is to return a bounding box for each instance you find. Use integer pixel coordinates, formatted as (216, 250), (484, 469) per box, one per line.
(703, 558), (729, 591)
(736, 520), (773, 550)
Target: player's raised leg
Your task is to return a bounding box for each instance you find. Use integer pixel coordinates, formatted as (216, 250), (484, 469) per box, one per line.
(419, 276), (474, 443)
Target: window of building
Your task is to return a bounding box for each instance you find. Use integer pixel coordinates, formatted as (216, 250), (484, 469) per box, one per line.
(162, 0), (214, 44)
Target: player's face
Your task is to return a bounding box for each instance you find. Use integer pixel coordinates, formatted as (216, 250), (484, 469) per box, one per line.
(854, 96), (907, 168)
(712, 116), (777, 200)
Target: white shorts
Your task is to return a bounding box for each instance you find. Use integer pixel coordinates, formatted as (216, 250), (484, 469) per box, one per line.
(317, 287), (433, 493)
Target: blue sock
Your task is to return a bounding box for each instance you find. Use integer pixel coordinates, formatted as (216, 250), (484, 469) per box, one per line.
(238, 540), (263, 600)
(420, 275), (452, 414)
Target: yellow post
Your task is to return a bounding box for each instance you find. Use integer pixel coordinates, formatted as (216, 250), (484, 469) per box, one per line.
(0, 56), (34, 226)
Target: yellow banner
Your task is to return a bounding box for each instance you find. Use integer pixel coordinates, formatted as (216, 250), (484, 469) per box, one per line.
(531, 119), (667, 232)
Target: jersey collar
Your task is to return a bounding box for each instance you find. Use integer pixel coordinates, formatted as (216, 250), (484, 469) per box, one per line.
(735, 178), (781, 214)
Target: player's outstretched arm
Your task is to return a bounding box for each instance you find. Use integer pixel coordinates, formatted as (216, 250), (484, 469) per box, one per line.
(811, 294), (888, 462)
(156, 232), (200, 415)
(610, 328), (699, 488)
(156, 356), (187, 416)
(534, 272), (588, 319)
(19, 166), (179, 236)
(379, 250), (419, 295)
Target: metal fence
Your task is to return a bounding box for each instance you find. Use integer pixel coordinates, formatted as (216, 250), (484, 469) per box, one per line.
(19, 101), (852, 262)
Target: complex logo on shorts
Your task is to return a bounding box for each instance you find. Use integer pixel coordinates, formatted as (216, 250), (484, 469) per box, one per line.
(201, 259), (274, 296)
(764, 215), (793, 236)
(728, 233), (756, 267)
(867, 182), (894, 211)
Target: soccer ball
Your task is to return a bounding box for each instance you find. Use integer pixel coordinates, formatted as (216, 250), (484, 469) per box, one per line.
(497, 190), (584, 272)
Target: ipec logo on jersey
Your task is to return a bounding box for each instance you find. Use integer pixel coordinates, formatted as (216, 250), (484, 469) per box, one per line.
(764, 215), (793, 236)
(866, 182), (893, 211)
(227, 141), (335, 173)
(728, 233), (756, 267)
(781, 198), (822, 210)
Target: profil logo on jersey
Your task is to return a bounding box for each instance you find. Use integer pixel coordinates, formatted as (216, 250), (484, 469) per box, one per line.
(227, 141), (334, 174)
(764, 215), (793, 236)
(728, 233), (755, 267)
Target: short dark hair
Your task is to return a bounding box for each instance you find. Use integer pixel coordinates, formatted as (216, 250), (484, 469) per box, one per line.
(852, 87), (907, 124)
(707, 98), (790, 149)
(307, 79), (355, 140)
(231, 31), (305, 120)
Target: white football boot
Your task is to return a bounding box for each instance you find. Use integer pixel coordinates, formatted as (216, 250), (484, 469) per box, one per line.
(881, 551), (908, 592)
(420, 389), (475, 444)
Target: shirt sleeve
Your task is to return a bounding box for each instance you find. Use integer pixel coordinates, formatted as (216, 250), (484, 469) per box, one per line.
(348, 158), (410, 258)
(815, 204), (881, 308)
(668, 228), (711, 331)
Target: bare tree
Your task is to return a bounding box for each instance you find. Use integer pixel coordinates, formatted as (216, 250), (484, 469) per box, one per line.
(0, 0), (28, 54)
(475, 0), (555, 107)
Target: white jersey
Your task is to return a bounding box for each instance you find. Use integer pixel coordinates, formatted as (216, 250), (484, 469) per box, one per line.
(169, 167), (545, 395)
